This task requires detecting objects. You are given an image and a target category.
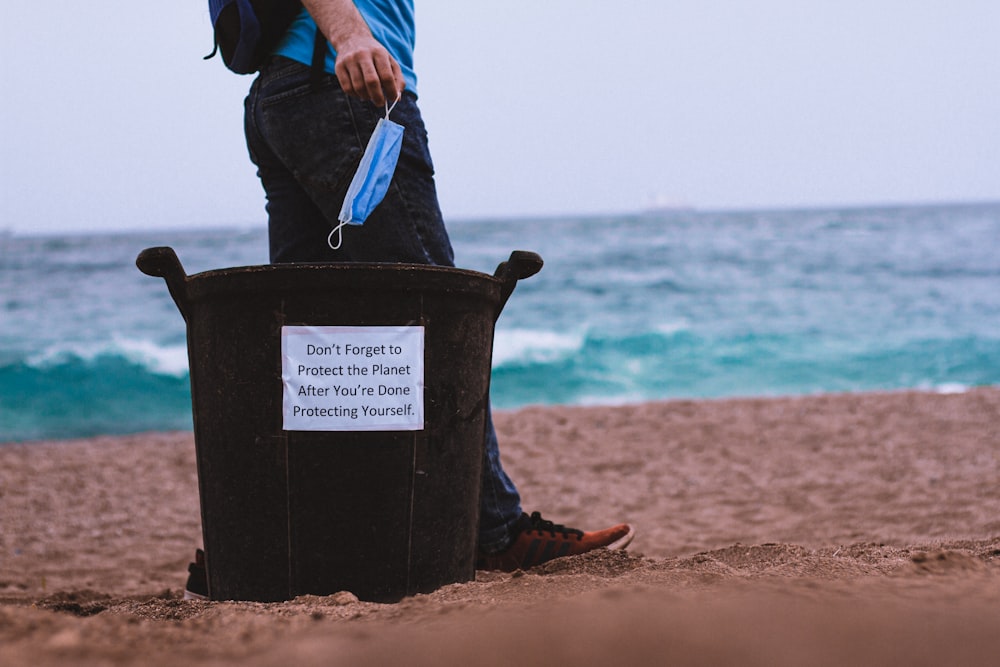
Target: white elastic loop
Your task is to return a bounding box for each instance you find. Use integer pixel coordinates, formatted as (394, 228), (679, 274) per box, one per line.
(327, 222), (347, 250)
(385, 94), (400, 118)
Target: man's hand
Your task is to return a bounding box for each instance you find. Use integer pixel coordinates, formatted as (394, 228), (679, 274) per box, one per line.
(302, 0), (405, 107)
(333, 34), (404, 106)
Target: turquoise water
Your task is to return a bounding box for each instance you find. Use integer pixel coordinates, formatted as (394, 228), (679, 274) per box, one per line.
(2, 203), (998, 441)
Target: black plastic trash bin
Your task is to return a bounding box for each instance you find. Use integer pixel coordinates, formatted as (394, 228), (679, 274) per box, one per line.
(137, 247), (542, 602)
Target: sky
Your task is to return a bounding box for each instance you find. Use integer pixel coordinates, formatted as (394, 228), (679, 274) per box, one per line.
(2, 1), (998, 234)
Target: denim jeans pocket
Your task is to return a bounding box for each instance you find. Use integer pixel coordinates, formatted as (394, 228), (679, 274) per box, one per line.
(259, 77), (377, 219)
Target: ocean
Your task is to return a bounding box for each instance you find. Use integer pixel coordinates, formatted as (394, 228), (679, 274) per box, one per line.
(2, 202), (999, 442)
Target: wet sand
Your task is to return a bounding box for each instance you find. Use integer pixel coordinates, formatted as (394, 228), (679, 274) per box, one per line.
(2, 388), (999, 666)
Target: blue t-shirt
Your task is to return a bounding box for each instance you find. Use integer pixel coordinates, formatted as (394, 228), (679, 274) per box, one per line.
(274, 1), (417, 95)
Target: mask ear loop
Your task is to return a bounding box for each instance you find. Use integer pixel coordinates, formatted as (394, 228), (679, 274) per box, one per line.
(385, 94), (400, 118)
(328, 94), (401, 252)
(327, 222), (346, 250)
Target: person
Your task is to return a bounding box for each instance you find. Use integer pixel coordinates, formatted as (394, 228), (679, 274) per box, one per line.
(185, 0), (632, 598)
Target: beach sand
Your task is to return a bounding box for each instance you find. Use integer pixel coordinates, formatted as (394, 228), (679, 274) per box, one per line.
(2, 389), (999, 666)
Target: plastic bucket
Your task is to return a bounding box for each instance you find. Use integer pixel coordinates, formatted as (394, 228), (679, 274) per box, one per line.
(137, 247), (542, 602)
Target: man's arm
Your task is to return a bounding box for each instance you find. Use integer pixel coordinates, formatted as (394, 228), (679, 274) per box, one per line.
(301, 0), (404, 106)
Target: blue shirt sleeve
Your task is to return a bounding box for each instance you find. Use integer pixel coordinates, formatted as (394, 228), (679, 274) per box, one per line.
(273, 1), (418, 95)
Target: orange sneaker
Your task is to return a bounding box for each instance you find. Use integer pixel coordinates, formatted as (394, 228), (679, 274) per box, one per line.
(477, 511), (635, 572)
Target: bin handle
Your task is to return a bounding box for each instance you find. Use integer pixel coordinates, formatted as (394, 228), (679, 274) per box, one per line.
(136, 246), (191, 320)
(493, 250), (543, 320)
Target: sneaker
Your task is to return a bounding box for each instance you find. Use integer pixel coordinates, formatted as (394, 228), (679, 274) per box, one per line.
(477, 511), (635, 572)
(183, 549), (208, 600)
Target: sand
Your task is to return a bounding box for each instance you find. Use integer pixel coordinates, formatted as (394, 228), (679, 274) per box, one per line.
(2, 388), (999, 666)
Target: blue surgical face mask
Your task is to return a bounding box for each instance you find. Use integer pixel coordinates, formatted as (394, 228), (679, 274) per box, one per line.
(329, 99), (404, 250)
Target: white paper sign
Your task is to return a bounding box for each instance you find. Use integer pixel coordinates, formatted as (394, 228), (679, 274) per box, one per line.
(281, 326), (424, 431)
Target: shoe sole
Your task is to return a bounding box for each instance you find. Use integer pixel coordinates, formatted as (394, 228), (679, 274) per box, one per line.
(606, 524), (636, 551)
(183, 589), (208, 601)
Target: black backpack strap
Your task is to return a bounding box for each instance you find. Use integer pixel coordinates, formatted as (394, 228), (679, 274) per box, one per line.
(310, 28), (327, 88)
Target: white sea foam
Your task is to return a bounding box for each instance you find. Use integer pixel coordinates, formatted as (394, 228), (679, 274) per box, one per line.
(27, 341), (104, 367)
(491, 328), (584, 367)
(933, 382), (969, 395)
(654, 320), (691, 336)
(114, 336), (189, 377)
(575, 391), (647, 407)
(25, 337), (189, 377)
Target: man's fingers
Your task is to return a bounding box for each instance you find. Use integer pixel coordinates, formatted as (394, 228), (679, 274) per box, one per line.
(355, 57), (386, 106)
(335, 59), (371, 103)
(334, 45), (404, 107)
(363, 60), (389, 106)
(372, 50), (404, 106)
(389, 58), (404, 100)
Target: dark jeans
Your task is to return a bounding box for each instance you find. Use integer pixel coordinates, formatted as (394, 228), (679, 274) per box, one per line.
(244, 57), (522, 552)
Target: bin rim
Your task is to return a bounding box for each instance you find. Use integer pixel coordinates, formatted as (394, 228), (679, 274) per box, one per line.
(181, 261), (504, 302)
(137, 247), (543, 322)
(188, 259), (498, 283)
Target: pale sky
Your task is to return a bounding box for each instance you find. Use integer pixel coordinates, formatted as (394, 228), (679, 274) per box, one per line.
(2, 1), (998, 234)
